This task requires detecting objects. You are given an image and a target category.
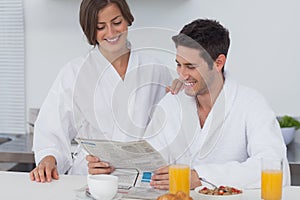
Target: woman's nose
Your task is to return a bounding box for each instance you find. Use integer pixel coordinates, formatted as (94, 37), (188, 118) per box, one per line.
(106, 25), (116, 37)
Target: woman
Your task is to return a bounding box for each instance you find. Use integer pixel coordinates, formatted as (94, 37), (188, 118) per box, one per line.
(30, 0), (175, 182)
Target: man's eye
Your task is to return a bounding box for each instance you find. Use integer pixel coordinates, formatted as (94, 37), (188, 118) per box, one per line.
(187, 65), (196, 69)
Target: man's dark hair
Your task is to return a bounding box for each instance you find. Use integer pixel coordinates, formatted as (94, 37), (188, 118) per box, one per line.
(172, 19), (230, 72)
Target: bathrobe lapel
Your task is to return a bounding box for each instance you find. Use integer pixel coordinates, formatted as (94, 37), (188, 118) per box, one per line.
(197, 79), (239, 159)
(73, 48), (121, 138)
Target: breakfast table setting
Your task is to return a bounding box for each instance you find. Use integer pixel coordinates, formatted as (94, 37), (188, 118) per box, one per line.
(1, 125), (300, 199)
(1, 171), (300, 200)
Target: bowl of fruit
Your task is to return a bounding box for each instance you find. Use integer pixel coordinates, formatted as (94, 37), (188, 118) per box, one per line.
(193, 185), (243, 200)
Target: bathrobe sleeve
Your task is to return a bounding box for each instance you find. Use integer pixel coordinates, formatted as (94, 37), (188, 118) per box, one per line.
(33, 58), (83, 174)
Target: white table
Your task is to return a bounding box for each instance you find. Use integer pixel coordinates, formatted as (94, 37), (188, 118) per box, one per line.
(0, 171), (85, 199)
(0, 171), (299, 200)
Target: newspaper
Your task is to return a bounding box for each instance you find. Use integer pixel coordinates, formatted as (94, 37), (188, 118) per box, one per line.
(76, 138), (167, 191)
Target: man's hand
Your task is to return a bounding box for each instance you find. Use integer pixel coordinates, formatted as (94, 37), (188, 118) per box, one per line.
(29, 155), (59, 183)
(150, 165), (169, 190)
(150, 166), (202, 190)
(86, 155), (115, 175)
(191, 169), (202, 189)
(166, 78), (183, 95)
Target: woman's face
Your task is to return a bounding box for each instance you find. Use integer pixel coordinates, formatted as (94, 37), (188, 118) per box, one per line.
(96, 3), (129, 53)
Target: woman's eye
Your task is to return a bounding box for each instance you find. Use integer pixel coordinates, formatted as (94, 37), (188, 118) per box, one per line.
(113, 21), (122, 25)
(96, 26), (105, 30)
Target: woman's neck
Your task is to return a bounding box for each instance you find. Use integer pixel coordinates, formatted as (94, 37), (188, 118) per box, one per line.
(99, 45), (130, 63)
(99, 46), (130, 80)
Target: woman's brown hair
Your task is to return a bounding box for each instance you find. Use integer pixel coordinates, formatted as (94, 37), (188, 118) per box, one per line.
(79, 0), (134, 46)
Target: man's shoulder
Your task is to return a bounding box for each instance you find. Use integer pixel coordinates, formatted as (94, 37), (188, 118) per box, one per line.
(237, 83), (265, 100)
(159, 92), (179, 104)
(158, 91), (195, 110)
(226, 78), (264, 99)
(228, 80), (270, 108)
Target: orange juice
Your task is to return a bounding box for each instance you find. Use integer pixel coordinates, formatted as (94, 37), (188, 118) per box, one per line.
(169, 164), (190, 196)
(261, 169), (283, 200)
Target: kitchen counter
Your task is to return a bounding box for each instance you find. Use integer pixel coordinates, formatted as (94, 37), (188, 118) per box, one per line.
(0, 133), (34, 163)
(287, 129), (300, 185)
(287, 130), (300, 163)
(3, 131), (297, 163)
(1, 131), (300, 185)
(0, 133), (77, 171)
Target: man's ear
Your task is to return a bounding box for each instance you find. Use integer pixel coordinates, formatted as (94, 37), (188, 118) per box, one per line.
(215, 54), (226, 72)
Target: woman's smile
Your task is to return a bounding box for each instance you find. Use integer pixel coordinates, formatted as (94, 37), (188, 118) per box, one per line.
(105, 34), (121, 44)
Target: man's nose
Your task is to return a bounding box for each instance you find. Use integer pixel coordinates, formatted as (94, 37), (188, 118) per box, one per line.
(178, 67), (189, 80)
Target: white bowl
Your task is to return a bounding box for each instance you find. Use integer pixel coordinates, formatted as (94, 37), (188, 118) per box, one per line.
(281, 127), (296, 145)
(193, 186), (243, 200)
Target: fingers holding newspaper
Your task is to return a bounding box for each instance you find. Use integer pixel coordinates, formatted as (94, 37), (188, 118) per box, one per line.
(86, 155), (115, 175)
(77, 138), (169, 190)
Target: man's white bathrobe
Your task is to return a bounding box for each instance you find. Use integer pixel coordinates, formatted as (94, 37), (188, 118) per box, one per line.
(145, 77), (290, 189)
(33, 47), (173, 174)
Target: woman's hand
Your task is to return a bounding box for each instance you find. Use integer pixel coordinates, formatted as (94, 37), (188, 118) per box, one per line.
(86, 155), (115, 175)
(29, 155), (59, 183)
(150, 165), (169, 190)
(166, 78), (183, 95)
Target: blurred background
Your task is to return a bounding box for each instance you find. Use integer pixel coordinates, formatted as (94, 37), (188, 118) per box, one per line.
(1, 0), (299, 134)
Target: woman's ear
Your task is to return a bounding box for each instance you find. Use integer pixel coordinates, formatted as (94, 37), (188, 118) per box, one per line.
(215, 54), (226, 72)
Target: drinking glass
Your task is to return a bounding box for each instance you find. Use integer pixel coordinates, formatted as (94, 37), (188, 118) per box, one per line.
(261, 158), (283, 200)
(168, 155), (191, 196)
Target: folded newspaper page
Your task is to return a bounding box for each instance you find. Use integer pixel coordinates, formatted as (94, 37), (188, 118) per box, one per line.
(76, 138), (167, 189)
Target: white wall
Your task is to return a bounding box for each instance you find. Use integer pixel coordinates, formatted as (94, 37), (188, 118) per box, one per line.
(24, 0), (300, 116)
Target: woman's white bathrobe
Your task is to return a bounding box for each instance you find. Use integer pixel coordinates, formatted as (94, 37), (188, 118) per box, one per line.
(145, 77), (290, 189)
(33, 47), (173, 174)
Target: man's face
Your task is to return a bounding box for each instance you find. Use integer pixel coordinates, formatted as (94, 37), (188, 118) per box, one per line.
(176, 45), (217, 97)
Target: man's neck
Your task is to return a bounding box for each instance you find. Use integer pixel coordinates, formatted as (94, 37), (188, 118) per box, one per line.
(196, 75), (224, 127)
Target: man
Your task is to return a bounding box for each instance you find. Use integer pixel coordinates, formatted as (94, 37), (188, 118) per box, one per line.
(145, 19), (290, 189)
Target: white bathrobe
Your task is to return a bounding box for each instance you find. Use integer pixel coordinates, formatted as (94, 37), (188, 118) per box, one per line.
(33, 47), (173, 174)
(145, 77), (290, 189)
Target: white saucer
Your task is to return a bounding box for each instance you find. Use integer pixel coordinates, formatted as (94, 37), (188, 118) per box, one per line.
(85, 189), (122, 200)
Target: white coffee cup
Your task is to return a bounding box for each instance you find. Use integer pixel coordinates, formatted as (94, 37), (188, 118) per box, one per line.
(87, 174), (118, 200)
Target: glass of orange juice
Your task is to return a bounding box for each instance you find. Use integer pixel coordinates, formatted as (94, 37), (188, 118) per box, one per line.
(261, 158), (283, 200)
(169, 164), (191, 196)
